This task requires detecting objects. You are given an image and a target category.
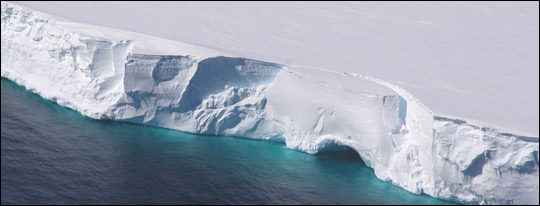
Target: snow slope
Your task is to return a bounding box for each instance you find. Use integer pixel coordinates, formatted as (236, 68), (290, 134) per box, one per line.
(1, 2), (538, 205)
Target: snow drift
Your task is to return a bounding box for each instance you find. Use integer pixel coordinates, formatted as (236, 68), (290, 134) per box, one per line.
(1, 2), (538, 205)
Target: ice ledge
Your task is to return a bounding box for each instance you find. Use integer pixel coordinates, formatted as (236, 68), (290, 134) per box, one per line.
(1, 2), (538, 205)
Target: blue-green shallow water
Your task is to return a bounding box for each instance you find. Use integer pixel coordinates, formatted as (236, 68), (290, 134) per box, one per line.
(1, 78), (455, 205)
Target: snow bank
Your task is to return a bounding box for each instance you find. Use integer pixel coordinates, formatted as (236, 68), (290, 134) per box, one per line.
(1, 2), (538, 205)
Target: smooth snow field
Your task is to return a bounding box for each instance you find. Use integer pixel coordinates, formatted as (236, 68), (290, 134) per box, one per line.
(10, 1), (539, 136)
(1, 2), (538, 205)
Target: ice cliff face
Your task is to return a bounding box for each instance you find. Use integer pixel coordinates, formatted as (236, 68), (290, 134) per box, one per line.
(1, 3), (538, 205)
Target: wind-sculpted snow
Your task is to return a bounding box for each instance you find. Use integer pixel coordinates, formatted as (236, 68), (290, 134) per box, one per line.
(1, 3), (538, 205)
(110, 54), (283, 134)
(178, 57), (282, 113)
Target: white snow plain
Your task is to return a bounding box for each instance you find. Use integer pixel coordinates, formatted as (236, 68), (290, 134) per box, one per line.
(9, 1), (540, 136)
(1, 2), (538, 205)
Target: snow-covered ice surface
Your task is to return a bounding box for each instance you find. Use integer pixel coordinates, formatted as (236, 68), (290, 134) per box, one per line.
(1, 2), (538, 205)
(9, 1), (539, 136)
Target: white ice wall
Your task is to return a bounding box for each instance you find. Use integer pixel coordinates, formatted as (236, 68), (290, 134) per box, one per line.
(2, 3), (538, 205)
(10, 1), (539, 135)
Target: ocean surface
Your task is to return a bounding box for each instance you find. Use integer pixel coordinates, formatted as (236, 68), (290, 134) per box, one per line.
(1, 78), (455, 205)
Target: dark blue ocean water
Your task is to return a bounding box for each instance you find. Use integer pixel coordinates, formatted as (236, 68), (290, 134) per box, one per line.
(1, 78), (455, 205)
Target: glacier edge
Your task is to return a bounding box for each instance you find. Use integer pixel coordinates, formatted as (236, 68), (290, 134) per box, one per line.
(1, 2), (538, 205)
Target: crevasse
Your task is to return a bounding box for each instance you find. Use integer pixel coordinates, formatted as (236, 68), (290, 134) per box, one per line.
(1, 2), (538, 205)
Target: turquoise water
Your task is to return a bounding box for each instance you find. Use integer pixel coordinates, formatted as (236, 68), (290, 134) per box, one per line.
(1, 78), (455, 204)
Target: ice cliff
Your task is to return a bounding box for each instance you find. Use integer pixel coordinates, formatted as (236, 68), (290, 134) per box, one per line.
(1, 3), (538, 205)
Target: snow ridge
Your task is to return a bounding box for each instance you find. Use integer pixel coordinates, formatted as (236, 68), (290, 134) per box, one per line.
(1, 2), (538, 205)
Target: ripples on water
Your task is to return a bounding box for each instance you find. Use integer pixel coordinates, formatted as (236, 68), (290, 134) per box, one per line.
(1, 78), (455, 205)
